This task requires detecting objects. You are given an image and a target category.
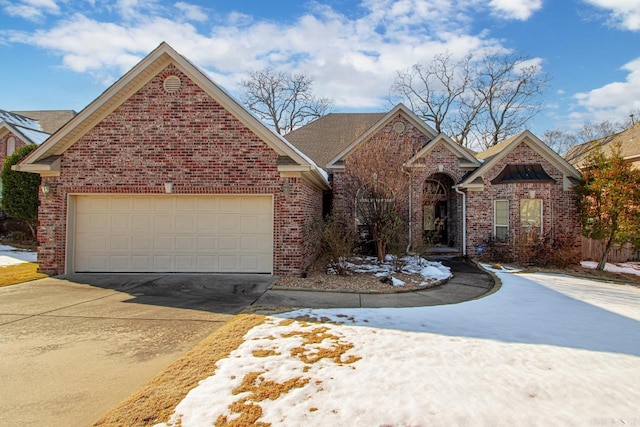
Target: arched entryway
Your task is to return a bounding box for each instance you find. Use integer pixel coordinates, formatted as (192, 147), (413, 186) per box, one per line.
(421, 173), (459, 251)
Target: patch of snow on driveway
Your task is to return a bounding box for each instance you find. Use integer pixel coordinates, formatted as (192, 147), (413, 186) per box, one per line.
(160, 267), (640, 427)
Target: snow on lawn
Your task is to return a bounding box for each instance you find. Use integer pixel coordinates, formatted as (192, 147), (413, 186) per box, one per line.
(582, 260), (640, 277)
(0, 244), (37, 267)
(160, 268), (640, 427)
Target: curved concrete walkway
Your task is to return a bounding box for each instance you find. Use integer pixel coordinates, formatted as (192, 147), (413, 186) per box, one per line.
(253, 257), (494, 309)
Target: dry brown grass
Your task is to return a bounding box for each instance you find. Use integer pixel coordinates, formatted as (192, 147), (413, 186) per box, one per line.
(0, 263), (47, 287)
(215, 371), (310, 427)
(93, 314), (266, 427)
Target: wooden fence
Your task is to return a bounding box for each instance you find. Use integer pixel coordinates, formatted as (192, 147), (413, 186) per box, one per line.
(581, 237), (640, 263)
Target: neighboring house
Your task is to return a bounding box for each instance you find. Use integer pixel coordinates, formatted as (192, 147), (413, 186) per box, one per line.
(565, 121), (640, 170)
(1, 110), (75, 200)
(0, 110), (50, 167)
(16, 43), (581, 276)
(286, 106), (582, 260)
(15, 43), (329, 276)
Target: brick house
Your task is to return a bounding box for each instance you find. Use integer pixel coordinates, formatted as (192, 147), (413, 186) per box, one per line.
(565, 121), (640, 170)
(17, 43), (581, 275)
(1, 110), (75, 197)
(286, 106), (582, 261)
(16, 43), (329, 275)
(0, 111), (49, 169)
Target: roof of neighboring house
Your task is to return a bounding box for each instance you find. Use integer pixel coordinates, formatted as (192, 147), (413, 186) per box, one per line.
(0, 109), (41, 130)
(564, 121), (640, 169)
(12, 110), (77, 134)
(0, 109), (50, 145)
(284, 113), (386, 169)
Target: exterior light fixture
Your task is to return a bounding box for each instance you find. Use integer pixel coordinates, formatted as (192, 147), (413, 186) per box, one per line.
(164, 182), (174, 193)
(41, 183), (51, 195)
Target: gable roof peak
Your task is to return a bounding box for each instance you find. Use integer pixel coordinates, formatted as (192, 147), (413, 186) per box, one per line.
(15, 42), (329, 188)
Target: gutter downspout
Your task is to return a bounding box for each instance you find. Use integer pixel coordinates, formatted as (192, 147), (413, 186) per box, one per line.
(402, 168), (412, 253)
(454, 185), (467, 257)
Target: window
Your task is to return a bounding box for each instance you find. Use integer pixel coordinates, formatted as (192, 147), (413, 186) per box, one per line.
(7, 137), (15, 156)
(494, 200), (509, 240)
(520, 199), (542, 234)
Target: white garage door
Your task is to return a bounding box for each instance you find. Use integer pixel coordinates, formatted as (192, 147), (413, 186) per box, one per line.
(71, 195), (273, 273)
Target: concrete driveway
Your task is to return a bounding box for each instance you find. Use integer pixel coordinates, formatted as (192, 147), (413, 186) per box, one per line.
(0, 274), (273, 427)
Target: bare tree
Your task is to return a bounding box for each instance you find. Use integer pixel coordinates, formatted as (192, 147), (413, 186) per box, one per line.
(542, 129), (578, 156)
(240, 68), (333, 135)
(473, 54), (549, 148)
(343, 130), (421, 261)
(390, 52), (481, 141)
(545, 117), (628, 156)
(391, 52), (548, 148)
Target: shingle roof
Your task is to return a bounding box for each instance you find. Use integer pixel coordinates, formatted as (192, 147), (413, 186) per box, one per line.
(12, 110), (77, 134)
(0, 109), (41, 131)
(564, 121), (640, 169)
(284, 113), (386, 168)
(474, 133), (521, 161)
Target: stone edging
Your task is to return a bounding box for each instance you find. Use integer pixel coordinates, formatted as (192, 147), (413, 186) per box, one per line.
(269, 275), (450, 294)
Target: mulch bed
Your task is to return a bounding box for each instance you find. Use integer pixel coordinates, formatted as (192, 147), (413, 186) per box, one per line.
(272, 256), (447, 294)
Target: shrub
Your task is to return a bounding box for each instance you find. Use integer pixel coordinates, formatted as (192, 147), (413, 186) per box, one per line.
(319, 215), (357, 276)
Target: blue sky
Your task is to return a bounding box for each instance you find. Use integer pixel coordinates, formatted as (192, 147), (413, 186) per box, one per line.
(1, 0), (639, 136)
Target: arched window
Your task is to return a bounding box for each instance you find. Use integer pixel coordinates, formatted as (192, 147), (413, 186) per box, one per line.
(7, 136), (16, 156)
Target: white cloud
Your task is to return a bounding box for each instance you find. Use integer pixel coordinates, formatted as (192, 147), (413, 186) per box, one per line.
(3, 0), (59, 20)
(3, 0), (530, 109)
(489, 0), (543, 20)
(174, 2), (207, 22)
(572, 57), (640, 123)
(584, 0), (640, 30)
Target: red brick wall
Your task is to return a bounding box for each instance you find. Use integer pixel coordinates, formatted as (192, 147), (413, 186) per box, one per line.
(331, 114), (429, 227)
(465, 140), (580, 261)
(0, 133), (28, 169)
(37, 64), (323, 275)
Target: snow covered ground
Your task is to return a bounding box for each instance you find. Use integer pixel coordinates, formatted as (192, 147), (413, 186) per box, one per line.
(0, 244), (37, 267)
(160, 266), (640, 427)
(582, 260), (640, 277)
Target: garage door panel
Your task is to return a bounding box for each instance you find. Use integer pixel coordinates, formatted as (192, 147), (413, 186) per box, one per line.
(132, 235), (153, 250)
(154, 198), (174, 211)
(110, 256), (131, 271)
(176, 197), (197, 212)
(131, 255), (152, 271)
(111, 215), (131, 231)
(196, 215), (217, 232)
(73, 195), (273, 273)
(175, 235), (196, 251)
(110, 235), (131, 250)
(132, 215), (153, 232)
(154, 216), (174, 232)
(153, 256), (175, 271)
(175, 216), (195, 233)
(153, 236), (174, 251)
(77, 215), (109, 233)
(219, 216), (239, 233)
(111, 198), (132, 211)
(133, 198), (153, 211)
(197, 235), (218, 250)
